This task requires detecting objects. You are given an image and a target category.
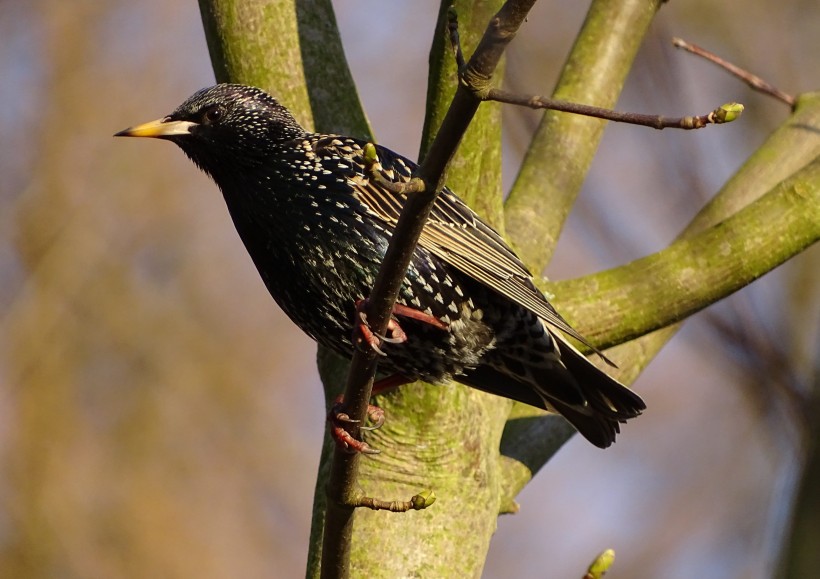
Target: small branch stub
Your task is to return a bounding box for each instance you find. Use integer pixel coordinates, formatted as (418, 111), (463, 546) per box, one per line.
(353, 490), (437, 512)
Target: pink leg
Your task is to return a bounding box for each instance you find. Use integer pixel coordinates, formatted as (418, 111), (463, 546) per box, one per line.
(353, 299), (448, 355)
(391, 302), (449, 331)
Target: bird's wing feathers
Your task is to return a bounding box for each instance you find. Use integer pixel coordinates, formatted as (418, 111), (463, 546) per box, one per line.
(420, 202), (605, 355)
(311, 137), (603, 355)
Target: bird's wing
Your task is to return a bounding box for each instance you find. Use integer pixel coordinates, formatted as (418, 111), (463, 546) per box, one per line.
(310, 137), (603, 354)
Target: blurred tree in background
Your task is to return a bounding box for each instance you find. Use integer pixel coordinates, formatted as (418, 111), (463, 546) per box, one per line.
(0, 1), (816, 578)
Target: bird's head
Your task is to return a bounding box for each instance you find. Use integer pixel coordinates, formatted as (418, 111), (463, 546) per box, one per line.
(115, 84), (306, 176)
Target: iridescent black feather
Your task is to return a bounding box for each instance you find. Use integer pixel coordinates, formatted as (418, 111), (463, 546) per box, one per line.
(116, 84), (645, 448)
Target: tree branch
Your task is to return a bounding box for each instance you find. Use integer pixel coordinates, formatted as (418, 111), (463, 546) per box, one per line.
(673, 37), (796, 109)
(498, 93), (820, 496)
(487, 88), (743, 129)
(553, 157), (820, 348)
(448, 20), (743, 130)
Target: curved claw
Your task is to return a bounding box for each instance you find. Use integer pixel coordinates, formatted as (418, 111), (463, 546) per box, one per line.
(355, 443), (381, 455)
(327, 373), (407, 455)
(354, 311), (388, 356)
(356, 336), (387, 356)
(353, 300), (412, 356)
(334, 412), (360, 425)
(376, 333), (405, 345)
(360, 406), (385, 431)
(329, 402), (385, 454)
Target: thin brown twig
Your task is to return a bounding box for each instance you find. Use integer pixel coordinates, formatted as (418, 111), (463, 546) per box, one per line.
(488, 88), (743, 129)
(672, 37), (796, 109)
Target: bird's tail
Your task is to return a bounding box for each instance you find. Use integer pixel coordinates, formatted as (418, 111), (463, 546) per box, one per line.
(461, 334), (645, 448)
(545, 335), (645, 448)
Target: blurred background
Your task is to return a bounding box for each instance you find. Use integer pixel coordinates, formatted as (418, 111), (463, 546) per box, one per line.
(0, 1), (817, 577)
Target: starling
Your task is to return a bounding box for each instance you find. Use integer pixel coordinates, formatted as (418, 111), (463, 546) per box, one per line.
(116, 83), (645, 448)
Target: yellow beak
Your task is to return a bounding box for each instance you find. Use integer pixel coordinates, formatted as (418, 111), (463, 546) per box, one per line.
(114, 117), (197, 139)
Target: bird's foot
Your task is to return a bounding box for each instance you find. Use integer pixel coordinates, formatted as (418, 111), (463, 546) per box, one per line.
(354, 312), (406, 356)
(328, 374), (412, 454)
(329, 403), (385, 454)
(353, 299), (448, 355)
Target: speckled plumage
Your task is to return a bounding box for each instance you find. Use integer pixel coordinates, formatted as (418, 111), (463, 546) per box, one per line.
(116, 83), (645, 448)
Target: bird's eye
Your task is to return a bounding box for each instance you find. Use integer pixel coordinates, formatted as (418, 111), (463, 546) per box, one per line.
(202, 106), (223, 125)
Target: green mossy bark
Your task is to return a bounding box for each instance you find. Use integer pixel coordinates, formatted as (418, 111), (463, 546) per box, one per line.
(198, 0), (313, 127)
(552, 156), (820, 349)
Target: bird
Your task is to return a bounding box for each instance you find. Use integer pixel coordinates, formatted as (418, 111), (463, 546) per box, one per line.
(115, 83), (645, 448)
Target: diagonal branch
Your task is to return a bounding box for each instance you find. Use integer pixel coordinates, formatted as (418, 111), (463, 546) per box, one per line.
(553, 156), (820, 349)
(499, 157), (819, 491)
(320, 1), (537, 576)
